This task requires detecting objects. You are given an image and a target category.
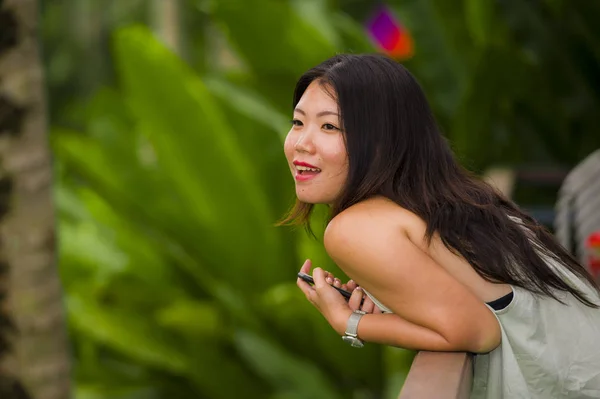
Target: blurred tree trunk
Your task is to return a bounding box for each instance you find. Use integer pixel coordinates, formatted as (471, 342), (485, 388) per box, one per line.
(151, 0), (182, 55)
(0, 1), (71, 399)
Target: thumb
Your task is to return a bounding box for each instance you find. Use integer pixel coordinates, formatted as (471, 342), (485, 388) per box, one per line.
(312, 267), (327, 288)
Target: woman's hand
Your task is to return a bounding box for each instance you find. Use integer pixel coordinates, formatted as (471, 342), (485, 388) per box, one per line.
(323, 270), (384, 315)
(297, 259), (353, 334)
(297, 259), (383, 335)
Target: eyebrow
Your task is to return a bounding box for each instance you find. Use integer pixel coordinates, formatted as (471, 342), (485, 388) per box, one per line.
(294, 108), (339, 118)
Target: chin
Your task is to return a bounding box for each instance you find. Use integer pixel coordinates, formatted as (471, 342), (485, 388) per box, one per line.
(296, 190), (334, 205)
(295, 190), (318, 204)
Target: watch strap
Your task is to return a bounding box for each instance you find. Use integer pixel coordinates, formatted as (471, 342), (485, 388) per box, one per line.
(345, 310), (366, 337)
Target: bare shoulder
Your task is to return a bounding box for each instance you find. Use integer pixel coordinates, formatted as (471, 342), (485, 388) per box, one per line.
(323, 197), (414, 282)
(324, 196), (425, 253)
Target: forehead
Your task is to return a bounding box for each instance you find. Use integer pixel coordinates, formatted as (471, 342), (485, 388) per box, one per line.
(296, 80), (338, 111)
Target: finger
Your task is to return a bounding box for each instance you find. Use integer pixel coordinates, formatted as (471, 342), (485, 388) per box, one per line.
(361, 294), (375, 314)
(348, 287), (363, 311)
(333, 278), (342, 288)
(299, 259), (312, 275)
(327, 273), (339, 286)
(341, 283), (348, 291)
(373, 306), (383, 314)
(347, 280), (358, 291)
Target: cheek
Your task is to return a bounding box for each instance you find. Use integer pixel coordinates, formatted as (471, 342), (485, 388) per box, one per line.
(328, 139), (348, 172)
(283, 131), (295, 160)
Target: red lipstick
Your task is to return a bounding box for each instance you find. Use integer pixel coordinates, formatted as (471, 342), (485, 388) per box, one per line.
(292, 160), (321, 182)
(293, 161), (319, 168)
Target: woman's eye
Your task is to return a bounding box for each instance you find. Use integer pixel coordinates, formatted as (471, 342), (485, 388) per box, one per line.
(291, 119), (303, 127)
(322, 123), (339, 131)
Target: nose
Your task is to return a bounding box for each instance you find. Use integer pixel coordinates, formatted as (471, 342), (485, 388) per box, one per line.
(294, 130), (316, 154)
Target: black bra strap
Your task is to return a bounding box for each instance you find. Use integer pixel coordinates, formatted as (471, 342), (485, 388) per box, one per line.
(486, 291), (514, 311)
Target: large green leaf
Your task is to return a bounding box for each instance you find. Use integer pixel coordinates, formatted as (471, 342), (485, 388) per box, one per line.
(204, 76), (290, 141)
(67, 294), (189, 373)
(55, 132), (267, 328)
(113, 26), (289, 290)
(68, 291), (267, 398)
(235, 330), (343, 399)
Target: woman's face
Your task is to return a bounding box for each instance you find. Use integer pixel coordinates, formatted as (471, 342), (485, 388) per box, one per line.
(284, 80), (348, 204)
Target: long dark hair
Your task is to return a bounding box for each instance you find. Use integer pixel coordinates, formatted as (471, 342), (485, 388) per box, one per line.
(280, 53), (600, 307)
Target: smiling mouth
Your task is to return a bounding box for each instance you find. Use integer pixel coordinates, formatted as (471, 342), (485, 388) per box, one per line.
(294, 165), (321, 181)
(296, 165), (322, 175)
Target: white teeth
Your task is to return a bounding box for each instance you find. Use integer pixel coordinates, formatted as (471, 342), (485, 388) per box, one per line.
(296, 165), (321, 172)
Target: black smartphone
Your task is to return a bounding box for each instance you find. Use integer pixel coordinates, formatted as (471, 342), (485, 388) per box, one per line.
(297, 272), (353, 300)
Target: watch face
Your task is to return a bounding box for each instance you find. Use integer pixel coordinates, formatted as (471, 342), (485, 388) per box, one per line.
(342, 335), (364, 348)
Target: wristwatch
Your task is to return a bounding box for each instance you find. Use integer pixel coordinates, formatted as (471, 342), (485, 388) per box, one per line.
(342, 310), (366, 348)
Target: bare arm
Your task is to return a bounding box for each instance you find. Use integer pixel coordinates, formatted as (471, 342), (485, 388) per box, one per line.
(336, 312), (459, 351)
(323, 207), (501, 353)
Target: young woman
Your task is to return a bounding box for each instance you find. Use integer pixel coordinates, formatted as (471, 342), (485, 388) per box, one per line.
(281, 54), (600, 398)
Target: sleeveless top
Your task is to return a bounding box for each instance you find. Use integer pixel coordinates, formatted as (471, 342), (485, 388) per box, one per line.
(472, 258), (600, 398)
(363, 249), (600, 398)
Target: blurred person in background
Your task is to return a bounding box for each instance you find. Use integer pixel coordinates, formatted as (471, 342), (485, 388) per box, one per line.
(281, 54), (600, 398)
